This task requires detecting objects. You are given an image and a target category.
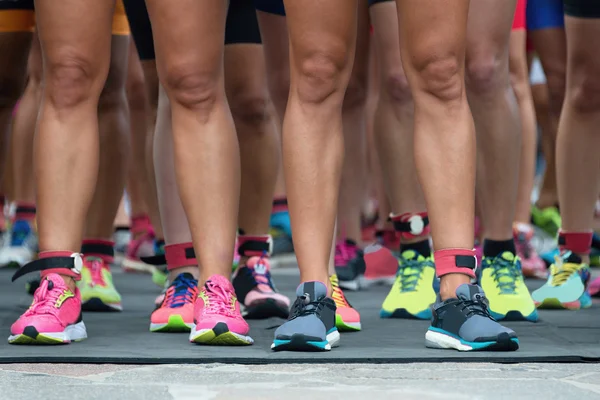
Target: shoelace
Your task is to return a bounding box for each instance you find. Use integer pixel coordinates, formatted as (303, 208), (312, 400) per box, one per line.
(204, 280), (236, 316)
(486, 256), (519, 294)
(290, 295), (327, 319)
(551, 262), (581, 286)
(458, 294), (493, 319)
(334, 241), (357, 266)
(330, 277), (350, 308)
(25, 279), (62, 317)
(398, 256), (433, 292)
(164, 276), (197, 308)
(88, 258), (107, 287)
(250, 254), (272, 288)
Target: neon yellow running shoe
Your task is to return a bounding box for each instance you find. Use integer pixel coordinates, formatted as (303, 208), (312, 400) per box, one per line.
(78, 256), (123, 312)
(532, 251), (592, 310)
(480, 252), (537, 322)
(380, 250), (436, 319)
(531, 205), (561, 238)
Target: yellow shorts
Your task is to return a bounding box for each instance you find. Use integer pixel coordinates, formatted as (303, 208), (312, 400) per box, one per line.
(0, 0), (129, 35)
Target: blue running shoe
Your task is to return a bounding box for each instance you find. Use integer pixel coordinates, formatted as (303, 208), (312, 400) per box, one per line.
(425, 284), (519, 351)
(270, 211), (292, 238)
(0, 220), (37, 268)
(272, 281), (339, 351)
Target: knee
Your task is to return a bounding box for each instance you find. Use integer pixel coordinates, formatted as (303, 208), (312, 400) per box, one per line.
(343, 72), (367, 110)
(383, 70), (412, 105)
(466, 56), (506, 96)
(295, 50), (348, 106)
(230, 88), (272, 128)
(412, 55), (463, 103)
(569, 71), (600, 114)
(162, 63), (220, 121)
(44, 53), (104, 109)
(100, 65), (127, 109)
(543, 66), (566, 115)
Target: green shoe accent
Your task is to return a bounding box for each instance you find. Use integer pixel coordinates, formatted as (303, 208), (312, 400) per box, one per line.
(152, 268), (168, 288)
(149, 314), (191, 333)
(335, 314), (361, 332)
(531, 205), (561, 237)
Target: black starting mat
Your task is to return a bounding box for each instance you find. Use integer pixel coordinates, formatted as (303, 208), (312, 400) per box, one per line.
(0, 268), (598, 364)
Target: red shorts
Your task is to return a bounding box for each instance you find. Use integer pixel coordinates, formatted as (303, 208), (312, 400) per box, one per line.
(512, 0), (527, 30)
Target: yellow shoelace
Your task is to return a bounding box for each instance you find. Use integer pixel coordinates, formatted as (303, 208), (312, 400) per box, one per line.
(330, 275), (350, 308)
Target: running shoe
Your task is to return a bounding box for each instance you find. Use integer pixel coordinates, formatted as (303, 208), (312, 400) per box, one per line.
(272, 281), (339, 351)
(334, 239), (366, 291)
(149, 240), (167, 287)
(233, 255), (290, 319)
(480, 252), (538, 321)
(330, 274), (361, 331)
(0, 220), (37, 268)
(9, 273), (87, 345)
(380, 250), (436, 319)
(532, 251), (592, 310)
(269, 227), (296, 269)
(113, 228), (131, 254)
(589, 276), (600, 297)
(514, 223), (547, 279)
(363, 243), (397, 286)
(122, 216), (155, 273)
(425, 284), (519, 351)
(590, 232), (600, 267)
(531, 205), (561, 238)
(270, 210), (292, 238)
(78, 256), (123, 312)
(374, 229), (400, 252)
(150, 273), (197, 332)
(189, 274), (253, 345)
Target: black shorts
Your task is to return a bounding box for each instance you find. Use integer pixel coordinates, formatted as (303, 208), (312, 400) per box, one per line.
(254, 0), (285, 16)
(123, 0), (261, 61)
(0, 0), (34, 10)
(564, 0), (600, 18)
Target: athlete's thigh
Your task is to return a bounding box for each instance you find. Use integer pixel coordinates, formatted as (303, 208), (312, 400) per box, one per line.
(466, 0), (516, 57)
(225, 45), (268, 101)
(283, 0), (358, 78)
(144, 0), (227, 83)
(370, 1), (404, 77)
(34, 0), (115, 78)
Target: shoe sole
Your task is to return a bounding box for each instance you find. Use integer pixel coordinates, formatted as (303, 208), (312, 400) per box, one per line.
(8, 322), (87, 345)
(425, 328), (519, 352)
(150, 314), (193, 333)
(190, 322), (253, 345)
(82, 297), (123, 312)
(243, 298), (289, 320)
(335, 314), (361, 332)
(272, 329), (340, 352)
(534, 297), (591, 310)
(380, 308), (432, 320)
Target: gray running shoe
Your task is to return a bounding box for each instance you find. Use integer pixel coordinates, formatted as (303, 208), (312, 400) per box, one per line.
(425, 284), (519, 351)
(272, 281), (339, 351)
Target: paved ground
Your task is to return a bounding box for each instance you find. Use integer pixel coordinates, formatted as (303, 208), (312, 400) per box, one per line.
(0, 362), (598, 400)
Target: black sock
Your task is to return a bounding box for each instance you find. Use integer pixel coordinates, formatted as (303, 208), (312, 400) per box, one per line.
(483, 239), (516, 258)
(400, 240), (431, 257)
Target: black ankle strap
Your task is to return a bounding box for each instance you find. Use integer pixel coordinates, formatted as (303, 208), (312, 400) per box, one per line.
(140, 255), (166, 265)
(238, 239), (272, 257)
(12, 254), (83, 282)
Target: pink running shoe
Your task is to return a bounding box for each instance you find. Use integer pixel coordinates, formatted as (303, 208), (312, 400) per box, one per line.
(363, 243), (397, 286)
(514, 223), (547, 279)
(9, 273), (87, 344)
(189, 274), (253, 345)
(334, 239), (366, 291)
(122, 215), (155, 273)
(232, 256), (290, 319)
(589, 276), (600, 297)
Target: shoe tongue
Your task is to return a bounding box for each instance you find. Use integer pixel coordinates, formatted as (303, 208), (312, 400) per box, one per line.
(205, 274), (231, 289)
(248, 257), (270, 274)
(44, 273), (67, 291)
(401, 250), (423, 261)
(296, 281), (327, 301)
(176, 272), (197, 282)
(455, 283), (484, 302)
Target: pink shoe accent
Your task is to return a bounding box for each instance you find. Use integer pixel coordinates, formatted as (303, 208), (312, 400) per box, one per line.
(514, 223), (547, 279)
(589, 276), (600, 297)
(364, 244), (397, 284)
(335, 240), (360, 267)
(193, 275), (249, 335)
(123, 215), (155, 273)
(9, 274), (86, 344)
(240, 257), (290, 307)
